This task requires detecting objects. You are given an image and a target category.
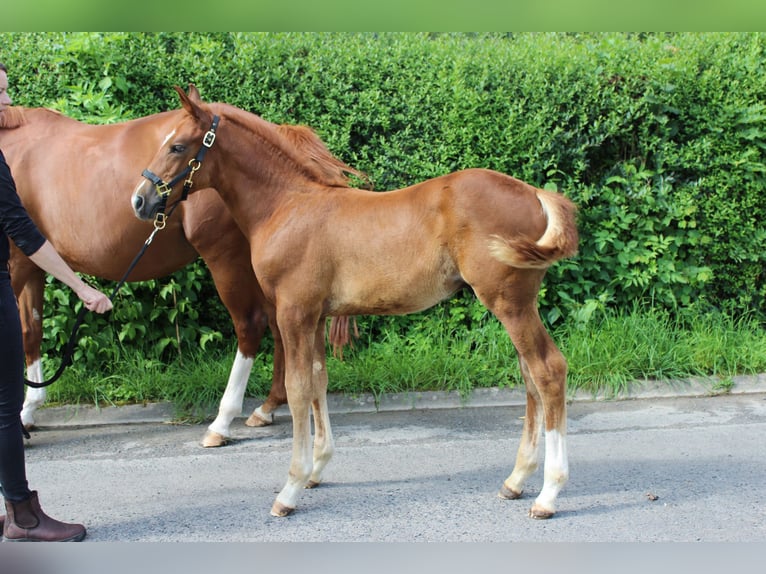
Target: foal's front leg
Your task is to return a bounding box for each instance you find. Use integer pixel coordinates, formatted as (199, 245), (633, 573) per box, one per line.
(270, 315), (321, 517)
(271, 386), (313, 516)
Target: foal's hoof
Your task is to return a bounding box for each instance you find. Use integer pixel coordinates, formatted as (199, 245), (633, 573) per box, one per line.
(497, 483), (523, 500)
(245, 408), (273, 428)
(528, 504), (555, 520)
(305, 480), (320, 489)
(270, 501), (295, 517)
(201, 430), (230, 448)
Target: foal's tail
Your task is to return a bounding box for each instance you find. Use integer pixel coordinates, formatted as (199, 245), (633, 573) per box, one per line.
(488, 189), (579, 269)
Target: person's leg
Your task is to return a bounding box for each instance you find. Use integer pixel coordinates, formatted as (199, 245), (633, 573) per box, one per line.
(0, 277), (85, 542)
(0, 277), (31, 503)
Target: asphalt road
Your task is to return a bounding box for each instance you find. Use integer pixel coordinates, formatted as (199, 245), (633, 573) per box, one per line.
(12, 391), (766, 543)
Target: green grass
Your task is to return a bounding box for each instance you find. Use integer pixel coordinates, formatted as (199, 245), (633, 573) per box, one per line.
(43, 307), (766, 420)
(560, 306), (766, 395)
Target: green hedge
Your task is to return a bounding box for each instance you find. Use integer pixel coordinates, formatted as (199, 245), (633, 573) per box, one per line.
(1, 32), (764, 368)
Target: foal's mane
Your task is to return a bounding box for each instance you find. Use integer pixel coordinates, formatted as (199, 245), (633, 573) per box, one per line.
(217, 103), (367, 189)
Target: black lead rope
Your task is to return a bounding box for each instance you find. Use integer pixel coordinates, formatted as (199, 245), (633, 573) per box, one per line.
(19, 212), (180, 440)
(22, 204), (178, 390)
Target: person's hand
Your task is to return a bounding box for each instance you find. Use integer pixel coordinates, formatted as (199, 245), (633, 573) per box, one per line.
(77, 285), (113, 314)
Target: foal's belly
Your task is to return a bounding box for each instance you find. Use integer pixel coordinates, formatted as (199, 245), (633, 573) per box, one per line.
(331, 253), (463, 316)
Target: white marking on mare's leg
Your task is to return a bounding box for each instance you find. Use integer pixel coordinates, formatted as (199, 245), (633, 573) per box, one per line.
(203, 351), (254, 445)
(247, 405), (274, 426)
(21, 359), (45, 428)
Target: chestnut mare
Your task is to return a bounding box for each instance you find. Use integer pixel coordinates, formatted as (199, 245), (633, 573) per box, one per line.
(0, 87), (361, 447)
(132, 88), (579, 519)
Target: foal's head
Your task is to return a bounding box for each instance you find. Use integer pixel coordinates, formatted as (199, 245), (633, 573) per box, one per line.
(132, 85), (368, 223)
(131, 85), (217, 222)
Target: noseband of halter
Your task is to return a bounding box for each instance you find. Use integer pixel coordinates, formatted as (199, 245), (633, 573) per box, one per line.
(141, 115), (220, 229)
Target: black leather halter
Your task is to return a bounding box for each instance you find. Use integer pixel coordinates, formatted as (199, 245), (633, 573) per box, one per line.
(141, 115), (220, 229)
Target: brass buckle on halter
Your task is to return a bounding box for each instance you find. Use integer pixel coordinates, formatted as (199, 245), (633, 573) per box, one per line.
(156, 182), (172, 198)
(153, 212), (167, 230)
(203, 129), (216, 148)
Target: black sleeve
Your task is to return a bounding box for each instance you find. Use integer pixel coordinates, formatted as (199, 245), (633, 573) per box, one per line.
(0, 150), (47, 257)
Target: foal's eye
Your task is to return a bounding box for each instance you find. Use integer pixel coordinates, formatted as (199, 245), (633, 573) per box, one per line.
(170, 144), (187, 154)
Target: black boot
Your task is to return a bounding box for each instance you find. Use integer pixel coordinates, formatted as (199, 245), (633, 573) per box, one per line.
(3, 491), (86, 542)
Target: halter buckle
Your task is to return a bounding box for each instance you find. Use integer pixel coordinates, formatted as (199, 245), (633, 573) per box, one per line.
(155, 182), (172, 198)
(154, 212), (167, 230)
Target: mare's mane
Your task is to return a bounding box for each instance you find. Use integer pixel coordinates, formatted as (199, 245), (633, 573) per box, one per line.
(215, 103), (367, 189)
(0, 106), (31, 129)
(0, 106), (67, 130)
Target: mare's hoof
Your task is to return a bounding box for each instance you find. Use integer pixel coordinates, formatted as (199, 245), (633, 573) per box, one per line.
(201, 431), (230, 448)
(270, 501), (295, 517)
(528, 504), (555, 519)
(497, 483), (523, 500)
(305, 480), (320, 489)
(245, 409), (273, 428)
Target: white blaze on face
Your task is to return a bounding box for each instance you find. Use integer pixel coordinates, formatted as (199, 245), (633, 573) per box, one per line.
(132, 129), (177, 196)
(161, 128), (177, 147)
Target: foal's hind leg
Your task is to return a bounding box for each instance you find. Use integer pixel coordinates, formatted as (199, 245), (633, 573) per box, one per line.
(475, 275), (569, 518)
(504, 315), (568, 518)
(498, 357), (543, 500)
(306, 321), (334, 488)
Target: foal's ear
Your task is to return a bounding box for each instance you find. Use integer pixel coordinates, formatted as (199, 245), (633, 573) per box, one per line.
(186, 84), (202, 103)
(174, 85), (205, 121)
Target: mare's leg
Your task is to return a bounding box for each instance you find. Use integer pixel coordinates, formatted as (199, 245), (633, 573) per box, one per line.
(12, 263), (46, 430)
(186, 202), (287, 445)
(202, 350), (254, 447)
(474, 270), (569, 519)
(245, 313), (286, 427)
(271, 307), (320, 517)
(199, 263), (285, 446)
(307, 321), (334, 488)
(200, 300), (266, 447)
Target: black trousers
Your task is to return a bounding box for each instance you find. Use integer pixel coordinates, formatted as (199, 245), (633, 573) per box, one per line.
(0, 270), (31, 502)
